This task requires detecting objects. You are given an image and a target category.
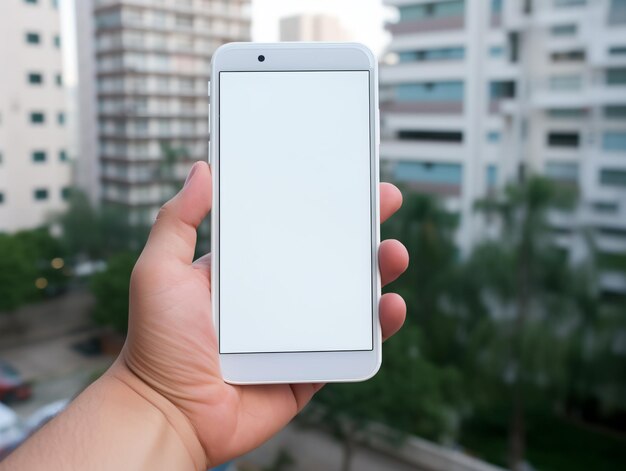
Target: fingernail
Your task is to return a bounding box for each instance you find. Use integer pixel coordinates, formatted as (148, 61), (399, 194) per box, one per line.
(184, 162), (200, 187)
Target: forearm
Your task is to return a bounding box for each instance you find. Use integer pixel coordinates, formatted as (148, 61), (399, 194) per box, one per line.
(1, 361), (206, 471)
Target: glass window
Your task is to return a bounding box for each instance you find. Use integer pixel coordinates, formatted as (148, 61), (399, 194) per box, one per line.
(607, 68), (626, 85)
(28, 72), (43, 85)
(603, 132), (626, 151)
(547, 132), (580, 147)
(0, 192), (4, 204)
(56, 74), (63, 86)
(604, 106), (626, 119)
(397, 130), (463, 143)
(34, 188), (49, 200)
(32, 151), (47, 162)
(592, 201), (619, 213)
(545, 162), (579, 181)
(394, 162), (463, 184)
(600, 169), (626, 186)
(398, 47), (465, 63)
(399, 1), (465, 21)
(609, 0), (626, 25)
(554, 0), (586, 7)
(550, 24), (577, 36)
(491, 0), (503, 13)
(30, 112), (45, 124)
(24, 0), (38, 4)
(61, 187), (71, 200)
(26, 32), (41, 44)
(489, 81), (516, 99)
(59, 150), (68, 162)
(54, 35), (61, 48)
(609, 46), (626, 56)
(549, 75), (582, 90)
(487, 131), (501, 142)
(489, 46), (505, 57)
(58, 112), (65, 125)
(396, 81), (464, 102)
(548, 108), (588, 119)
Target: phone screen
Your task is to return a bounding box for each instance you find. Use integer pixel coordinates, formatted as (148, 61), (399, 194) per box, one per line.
(218, 70), (373, 354)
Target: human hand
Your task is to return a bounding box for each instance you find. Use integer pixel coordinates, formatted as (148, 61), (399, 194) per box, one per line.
(109, 161), (409, 468)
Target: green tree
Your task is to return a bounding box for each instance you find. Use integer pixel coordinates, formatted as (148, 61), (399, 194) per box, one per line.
(464, 176), (585, 470)
(90, 252), (137, 334)
(0, 234), (37, 326)
(313, 193), (465, 470)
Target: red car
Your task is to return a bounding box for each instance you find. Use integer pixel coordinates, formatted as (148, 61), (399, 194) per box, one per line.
(0, 361), (31, 403)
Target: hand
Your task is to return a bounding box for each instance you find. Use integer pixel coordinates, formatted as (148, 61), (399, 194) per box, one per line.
(111, 161), (409, 468)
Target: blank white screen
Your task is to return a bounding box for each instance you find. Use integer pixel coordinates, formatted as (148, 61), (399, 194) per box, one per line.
(219, 71), (372, 354)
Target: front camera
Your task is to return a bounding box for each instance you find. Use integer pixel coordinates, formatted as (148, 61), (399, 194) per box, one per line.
(258, 55), (265, 62)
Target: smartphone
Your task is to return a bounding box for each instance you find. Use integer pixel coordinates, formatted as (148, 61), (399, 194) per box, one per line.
(210, 42), (380, 384)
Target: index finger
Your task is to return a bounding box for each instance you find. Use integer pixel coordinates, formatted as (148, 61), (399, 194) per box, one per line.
(380, 183), (402, 223)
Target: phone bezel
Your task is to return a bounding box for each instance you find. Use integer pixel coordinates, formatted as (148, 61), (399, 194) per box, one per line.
(210, 42), (381, 384)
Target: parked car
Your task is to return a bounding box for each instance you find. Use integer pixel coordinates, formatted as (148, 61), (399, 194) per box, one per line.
(0, 361), (31, 403)
(0, 403), (25, 460)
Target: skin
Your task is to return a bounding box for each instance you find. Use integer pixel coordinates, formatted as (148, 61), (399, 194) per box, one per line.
(2, 162), (409, 470)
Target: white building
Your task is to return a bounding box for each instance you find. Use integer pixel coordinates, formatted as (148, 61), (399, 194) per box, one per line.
(280, 14), (352, 42)
(0, 0), (72, 233)
(75, 0), (251, 225)
(381, 0), (626, 293)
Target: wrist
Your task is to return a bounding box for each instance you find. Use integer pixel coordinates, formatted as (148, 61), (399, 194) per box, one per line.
(104, 359), (208, 471)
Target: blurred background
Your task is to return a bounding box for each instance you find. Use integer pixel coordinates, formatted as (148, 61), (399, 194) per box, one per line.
(0, 0), (625, 470)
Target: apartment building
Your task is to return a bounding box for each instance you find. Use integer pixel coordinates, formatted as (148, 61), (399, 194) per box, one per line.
(0, 0), (72, 233)
(381, 0), (626, 293)
(280, 14), (352, 42)
(76, 0), (251, 225)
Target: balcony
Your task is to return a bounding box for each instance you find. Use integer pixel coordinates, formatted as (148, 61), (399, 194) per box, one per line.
(381, 101), (464, 115)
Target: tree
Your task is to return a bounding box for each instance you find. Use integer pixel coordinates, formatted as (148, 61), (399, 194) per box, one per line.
(464, 176), (585, 470)
(0, 234), (37, 326)
(312, 193), (465, 471)
(90, 252), (138, 334)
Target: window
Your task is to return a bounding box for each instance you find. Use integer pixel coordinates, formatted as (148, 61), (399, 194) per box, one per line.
(25, 32), (41, 44)
(398, 1), (465, 22)
(61, 187), (71, 200)
(605, 106), (626, 119)
(0, 192), (4, 204)
(550, 75), (582, 91)
(598, 227), (626, 237)
(607, 68), (626, 85)
(32, 151), (47, 163)
(55, 74), (63, 86)
(34, 188), (49, 201)
(554, 0), (586, 7)
(548, 108), (588, 119)
(592, 201), (618, 213)
(487, 131), (501, 142)
(58, 112), (65, 125)
(59, 150), (68, 161)
(551, 50), (585, 62)
(30, 112), (45, 124)
(396, 81), (464, 102)
(394, 162), (463, 185)
(28, 72), (43, 85)
(550, 24), (577, 36)
(398, 47), (465, 63)
(545, 162), (579, 181)
(489, 81), (516, 99)
(609, 46), (626, 56)
(600, 169), (626, 187)
(397, 130), (463, 143)
(489, 46), (505, 57)
(491, 0), (503, 13)
(547, 132), (580, 147)
(603, 132), (626, 151)
(24, 0), (38, 4)
(609, 0), (626, 25)
(54, 35), (61, 48)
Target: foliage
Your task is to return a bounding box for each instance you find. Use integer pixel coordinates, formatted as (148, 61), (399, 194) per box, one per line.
(90, 252), (138, 334)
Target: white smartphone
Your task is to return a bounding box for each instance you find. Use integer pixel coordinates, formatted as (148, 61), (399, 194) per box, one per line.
(210, 42), (380, 384)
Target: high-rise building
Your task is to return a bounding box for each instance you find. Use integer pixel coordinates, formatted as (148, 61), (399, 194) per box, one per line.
(0, 0), (72, 233)
(280, 14), (351, 42)
(381, 0), (626, 294)
(76, 0), (251, 225)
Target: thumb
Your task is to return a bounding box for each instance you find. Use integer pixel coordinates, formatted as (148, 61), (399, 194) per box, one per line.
(142, 161), (212, 265)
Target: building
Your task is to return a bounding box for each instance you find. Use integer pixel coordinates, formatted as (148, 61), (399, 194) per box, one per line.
(381, 0), (626, 293)
(75, 0), (251, 225)
(0, 0), (72, 233)
(280, 14), (351, 42)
